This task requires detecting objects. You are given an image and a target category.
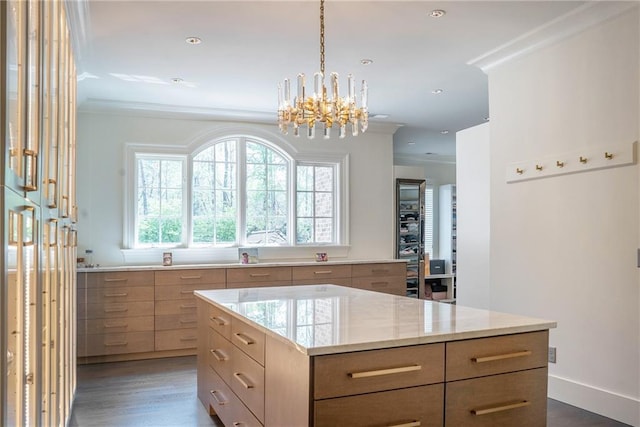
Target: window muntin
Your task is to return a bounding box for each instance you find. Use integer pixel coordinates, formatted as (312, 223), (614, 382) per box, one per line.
(296, 164), (335, 244)
(135, 155), (185, 247)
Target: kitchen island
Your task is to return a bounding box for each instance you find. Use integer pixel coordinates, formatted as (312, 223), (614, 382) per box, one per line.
(195, 284), (556, 427)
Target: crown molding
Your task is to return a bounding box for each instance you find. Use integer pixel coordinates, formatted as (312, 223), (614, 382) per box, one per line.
(468, 1), (639, 73)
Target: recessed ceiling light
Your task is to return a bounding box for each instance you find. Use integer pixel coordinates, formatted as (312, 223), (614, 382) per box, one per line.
(171, 77), (184, 84)
(425, 152), (436, 155)
(185, 36), (202, 45)
(371, 114), (389, 119)
(360, 59), (373, 65)
(440, 130), (449, 134)
(432, 89), (444, 94)
(429, 9), (446, 18)
(408, 141), (416, 145)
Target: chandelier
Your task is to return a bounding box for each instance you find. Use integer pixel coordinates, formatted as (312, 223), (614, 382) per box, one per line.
(277, 0), (368, 139)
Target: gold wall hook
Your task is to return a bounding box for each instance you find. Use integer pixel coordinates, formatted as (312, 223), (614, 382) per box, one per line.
(516, 168), (524, 175)
(556, 161), (564, 168)
(579, 156), (588, 164)
(605, 152), (613, 159)
(535, 164), (543, 171)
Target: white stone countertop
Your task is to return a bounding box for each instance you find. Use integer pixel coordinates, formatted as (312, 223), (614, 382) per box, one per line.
(77, 259), (405, 272)
(195, 284), (556, 356)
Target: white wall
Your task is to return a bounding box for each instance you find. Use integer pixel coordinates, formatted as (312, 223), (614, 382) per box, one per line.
(486, 9), (639, 425)
(76, 112), (396, 266)
(456, 123), (491, 309)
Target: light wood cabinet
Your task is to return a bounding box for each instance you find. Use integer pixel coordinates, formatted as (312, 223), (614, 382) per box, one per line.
(350, 262), (406, 296)
(226, 266), (292, 288)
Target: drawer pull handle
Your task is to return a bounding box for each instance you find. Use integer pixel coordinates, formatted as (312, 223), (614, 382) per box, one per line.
(103, 322), (128, 328)
(103, 292), (128, 297)
(103, 278), (127, 283)
(234, 333), (255, 346)
(313, 270), (333, 275)
(471, 350), (532, 363)
(180, 336), (197, 341)
(210, 316), (228, 326)
(210, 390), (228, 406)
(179, 319), (196, 325)
(471, 400), (530, 416)
(180, 304), (196, 309)
(104, 308), (128, 313)
(249, 273), (270, 277)
(370, 281), (389, 287)
(210, 349), (228, 362)
(233, 372), (254, 389)
(349, 364), (422, 379)
(180, 275), (202, 280)
(388, 422), (420, 427)
(180, 290), (194, 294)
(104, 341), (128, 347)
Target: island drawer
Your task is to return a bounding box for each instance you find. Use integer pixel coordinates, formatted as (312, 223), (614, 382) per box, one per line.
(208, 305), (232, 339)
(314, 383), (444, 427)
(230, 346), (265, 423)
(155, 329), (198, 351)
(77, 331), (154, 356)
(155, 283), (223, 301)
(155, 269), (226, 286)
(81, 271), (154, 288)
(78, 316), (154, 335)
(207, 367), (262, 427)
(208, 329), (233, 384)
(232, 317), (265, 365)
(226, 266), (292, 285)
(445, 331), (548, 381)
(313, 343), (445, 399)
(445, 367), (547, 427)
(292, 265), (352, 281)
(351, 262), (406, 277)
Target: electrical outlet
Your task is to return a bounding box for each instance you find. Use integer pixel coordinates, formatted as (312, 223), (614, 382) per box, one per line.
(548, 346), (556, 364)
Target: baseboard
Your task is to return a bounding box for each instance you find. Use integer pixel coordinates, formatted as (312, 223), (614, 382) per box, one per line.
(548, 374), (640, 426)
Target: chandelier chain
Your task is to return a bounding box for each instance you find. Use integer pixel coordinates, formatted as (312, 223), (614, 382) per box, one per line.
(320, 0), (325, 74)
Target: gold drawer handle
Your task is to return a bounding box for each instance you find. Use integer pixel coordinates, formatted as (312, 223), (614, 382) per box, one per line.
(210, 390), (228, 406)
(180, 290), (194, 294)
(234, 332), (255, 346)
(471, 350), (532, 363)
(104, 278), (128, 282)
(180, 336), (197, 341)
(103, 292), (128, 297)
(104, 308), (128, 313)
(313, 270), (333, 274)
(210, 316), (228, 326)
(103, 322), (128, 328)
(210, 349), (228, 362)
(371, 281), (389, 287)
(180, 275), (202, 280)
(180, 304), (196, 309)
(349, 364), (422, 379)
(388, 422), (420, 427)
(471, 400), (530, 416)
(233, 372), (254, 389)
(249, 273), (270, 277)
(179, 319), (196, 325)
(104, 342), (128, 347)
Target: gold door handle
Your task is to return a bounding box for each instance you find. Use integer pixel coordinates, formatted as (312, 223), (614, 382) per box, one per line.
(23, 149), (38, 191)
(210, 349), (228, 362)
(210, 316), (228, 326)
(180, 275), (202, 280)
(388, 422), (421, 427)
(471, 350), (532, 363)
(471, 400), (530, 416)
(233, 372), (254, 389)
(348, 364), (422, 379)
(47, 178), (57, 208)
(210, 390), (228, 406)
(234, 333), (255, 346)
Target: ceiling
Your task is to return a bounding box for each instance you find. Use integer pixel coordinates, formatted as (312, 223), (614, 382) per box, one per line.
(70, 1), (618, 163)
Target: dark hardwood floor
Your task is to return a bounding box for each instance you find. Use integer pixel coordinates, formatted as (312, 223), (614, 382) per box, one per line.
(69, 356), (630, 427)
